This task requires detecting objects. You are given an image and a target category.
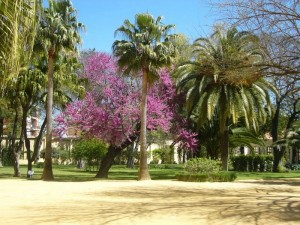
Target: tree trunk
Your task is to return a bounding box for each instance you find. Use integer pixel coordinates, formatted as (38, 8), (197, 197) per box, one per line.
(11, 108), (21, 177)
(271, 101), (281, 172)
(126, 141), (135, 169)
(240, 145), (245, 155)
(220, 127), (229, 171)
(292, 147), (298, 164)
(32, 117), (46, 164)
(273, 145), (285, 172)
(21, 106), (33, 178)
(0, 116), (4, 167)
(95, 145), (122, 178)
(43, 49), (55, 181)
(96, 135), (137, 178)
(14, 128), (25, 177)
(138, 69), (151, 180)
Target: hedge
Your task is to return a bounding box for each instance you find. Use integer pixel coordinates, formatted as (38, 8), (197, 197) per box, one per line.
(176, 172), (237, 182)
(231, 155), (273, 172)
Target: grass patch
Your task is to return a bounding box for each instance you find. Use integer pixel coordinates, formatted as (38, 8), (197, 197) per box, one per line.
(1, 164), (300, 182)
(0, 164), (183, 181)
(234, 171), (300, 180)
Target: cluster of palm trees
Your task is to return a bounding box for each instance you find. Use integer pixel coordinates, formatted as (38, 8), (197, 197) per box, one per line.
(0, 1), (293, 180)
(112, 15), (277, 179)
(0, 0), (84, 180)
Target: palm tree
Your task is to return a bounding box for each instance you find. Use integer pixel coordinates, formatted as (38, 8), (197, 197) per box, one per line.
(176, 27), (274, 170)
(0, 0), (41, 86)
(112, 13), (177, 180)
(38, 0), (84, 180)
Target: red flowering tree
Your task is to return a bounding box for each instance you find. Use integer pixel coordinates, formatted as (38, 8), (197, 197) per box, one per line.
(56, 52), (197, 178)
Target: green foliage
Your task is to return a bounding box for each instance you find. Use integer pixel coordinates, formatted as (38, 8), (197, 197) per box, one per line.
(285, 163), (300, 171)
(231, 155), (274, 172)
(152, 148), (173, 164)
(176, 172), (237, 182)
(72, 139), (108, 171)
(57, 149), (70, 164)
(184, 158), (221, 174)
(149, 164), (183, 169)
(2, 146), (14, 166)
(40, 148), (70, 164)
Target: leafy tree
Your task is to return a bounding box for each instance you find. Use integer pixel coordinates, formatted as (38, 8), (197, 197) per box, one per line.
(37, 0), (84, 180)
(56, 52), (197, 178)
(0, 0), (41, 85)
(176, 27), (274, 170)
(112, 13), (177, 180)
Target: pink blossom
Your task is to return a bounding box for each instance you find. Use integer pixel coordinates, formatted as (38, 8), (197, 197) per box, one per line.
(55, 52), (198, 151)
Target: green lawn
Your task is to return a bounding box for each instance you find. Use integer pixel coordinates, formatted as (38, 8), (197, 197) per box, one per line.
(0, 164), (299, 182)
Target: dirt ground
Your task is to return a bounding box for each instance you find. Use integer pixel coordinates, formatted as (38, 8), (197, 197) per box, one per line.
(1, 179), (300, 225)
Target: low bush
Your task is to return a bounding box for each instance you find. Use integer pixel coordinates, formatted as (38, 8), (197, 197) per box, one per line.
(285, 163), (300, 171)
(184, 158), (221, 174)
(176, 172), (237, 182)
(72, 139), (108, 171)
(231, 155), (273, 172)
(149, 164), (183, 169)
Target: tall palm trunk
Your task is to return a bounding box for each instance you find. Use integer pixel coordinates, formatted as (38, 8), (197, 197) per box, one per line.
(220, 126), (229, 171)
(138, 69), (151, 180)
(42, 49), (55, 181)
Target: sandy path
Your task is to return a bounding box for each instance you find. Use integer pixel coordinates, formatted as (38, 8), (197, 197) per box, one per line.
(0, 179), (300, 225)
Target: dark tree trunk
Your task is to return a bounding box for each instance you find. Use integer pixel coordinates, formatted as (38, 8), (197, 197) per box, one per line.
(220, 127), (229, 171)
(11, 108), (22, 177)
(273, 146), (285, 172)
(31, 117), (46, 164)
(291, 147), (298, 164)
(96, 136), (137, 178)
(240, 145), (245, 155)
(0, 116), (4, 167)
(22, 105), (32, 178)
(95, 145), (122, 178)
(126, 142), (135, 169)
(271, 101), (281, 172)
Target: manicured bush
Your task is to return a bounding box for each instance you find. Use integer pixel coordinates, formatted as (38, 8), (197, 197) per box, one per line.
(231, 155), (274, 172)
(176, 172), (237, 182)
(184, 158), (221, 174)
(72, 139), (108, 171)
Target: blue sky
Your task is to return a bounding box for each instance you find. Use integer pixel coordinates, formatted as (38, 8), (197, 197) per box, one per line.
(72, 0), (220, 53)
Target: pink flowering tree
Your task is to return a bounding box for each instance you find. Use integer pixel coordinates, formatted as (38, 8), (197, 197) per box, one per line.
(56, 52), (197, 178)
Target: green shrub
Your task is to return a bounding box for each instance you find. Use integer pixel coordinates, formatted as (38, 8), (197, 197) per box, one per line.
(231, 154), (274, 172)
(184, 158), (221, 174)
(72, 139), (108, 171)
(2, 146), (14, 166)
(176, 172), (237, 182)
(152, 148), (173, 164)
(58, 149), (70, 164)
(285, 163), (300, 171)
(149, 164), (184, 169)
